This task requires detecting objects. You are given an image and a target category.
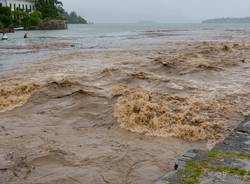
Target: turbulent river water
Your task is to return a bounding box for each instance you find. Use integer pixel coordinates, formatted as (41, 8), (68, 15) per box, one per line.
(0, 23), (250, 184)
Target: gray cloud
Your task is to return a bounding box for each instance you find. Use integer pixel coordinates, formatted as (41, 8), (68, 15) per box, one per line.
(63, 0), (250, 23)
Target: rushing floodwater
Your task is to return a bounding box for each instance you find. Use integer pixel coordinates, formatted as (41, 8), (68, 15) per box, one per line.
(1, 23), (250, 184)
(1, 23), (250, 71)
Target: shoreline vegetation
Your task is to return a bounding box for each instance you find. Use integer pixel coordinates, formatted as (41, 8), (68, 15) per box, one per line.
(202, 17), (250, 24)
(0, 0), (87, 32)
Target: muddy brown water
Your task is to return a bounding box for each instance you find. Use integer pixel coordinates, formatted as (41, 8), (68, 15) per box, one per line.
(0, 42), (250, 184)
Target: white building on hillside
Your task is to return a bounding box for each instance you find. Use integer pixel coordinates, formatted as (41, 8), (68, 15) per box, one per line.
(0, 0), (35, 12)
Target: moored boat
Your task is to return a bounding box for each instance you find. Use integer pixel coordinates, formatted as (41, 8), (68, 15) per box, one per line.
(14, 27), (24, 31)
(1, 34), (8, 40)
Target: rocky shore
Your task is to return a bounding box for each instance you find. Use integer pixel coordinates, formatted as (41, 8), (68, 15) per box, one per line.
(38, 19), (68, 30)
(155, 117), (250, 184)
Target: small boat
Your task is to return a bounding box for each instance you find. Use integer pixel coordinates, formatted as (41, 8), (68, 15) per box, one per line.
(14, 27), (24, 31)
(2, 34), (8, 40)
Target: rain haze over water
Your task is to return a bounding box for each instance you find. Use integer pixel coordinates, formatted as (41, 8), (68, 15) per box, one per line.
(63, 0), (250, 23)
(1, 23), (250, 71)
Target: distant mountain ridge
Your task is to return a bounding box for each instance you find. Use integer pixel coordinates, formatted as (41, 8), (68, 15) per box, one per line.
(202, 17), (250, 24)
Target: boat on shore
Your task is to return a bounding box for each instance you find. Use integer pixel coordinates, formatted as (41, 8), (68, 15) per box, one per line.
(14, 27), (24, 31)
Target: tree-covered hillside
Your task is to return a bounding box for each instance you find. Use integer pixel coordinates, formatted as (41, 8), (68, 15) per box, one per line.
(203, 17), (250, 24)
(0, 0), (88, 30)
(63, 11), (87, 24)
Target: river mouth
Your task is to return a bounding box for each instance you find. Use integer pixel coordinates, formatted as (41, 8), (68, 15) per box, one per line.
(0, 41), (250, 184)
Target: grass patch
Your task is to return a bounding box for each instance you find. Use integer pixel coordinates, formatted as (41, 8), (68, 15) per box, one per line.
(180, 160), (250, 184)
(214, 166), (250, 177)
(168, 150), (250, 183)
(208, 150), (221, 158)
(181, 161), (206, 184)
(208, 150), (250, 160)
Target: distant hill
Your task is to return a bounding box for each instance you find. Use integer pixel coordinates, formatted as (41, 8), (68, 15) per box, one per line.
(60, 10), (87, 24)
(65, 11), (87, 24)
(202, 17), (250, 24)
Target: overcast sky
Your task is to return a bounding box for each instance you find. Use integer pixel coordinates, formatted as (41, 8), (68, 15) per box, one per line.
(63, 0), (250, 23)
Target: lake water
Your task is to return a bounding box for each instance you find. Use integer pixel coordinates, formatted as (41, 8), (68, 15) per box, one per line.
(2, 23), (250, 48)
(1, 23), (250, 71)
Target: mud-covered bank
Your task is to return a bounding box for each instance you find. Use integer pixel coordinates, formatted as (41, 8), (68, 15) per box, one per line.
(0, 41), (250, 183)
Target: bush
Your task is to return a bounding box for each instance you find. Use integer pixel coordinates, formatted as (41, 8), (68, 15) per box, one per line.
(43, 16), (65, 21)
(29, 11), (42, 26)
(30, 11), (42, 19)
(29, 16), (42, 26)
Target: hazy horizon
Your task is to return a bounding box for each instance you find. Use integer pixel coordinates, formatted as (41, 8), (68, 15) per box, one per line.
(63, 0), (250, 23)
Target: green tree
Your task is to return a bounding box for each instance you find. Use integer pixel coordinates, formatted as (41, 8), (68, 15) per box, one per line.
(29, 11), (42, 26)
(0, 7), (12, 16)
(11, 8), (42, 28)
(12, 9), (28, 26)
(34, 0), (63, 18)
(0, 7), (12, 27)
(21, 11), (42, 28)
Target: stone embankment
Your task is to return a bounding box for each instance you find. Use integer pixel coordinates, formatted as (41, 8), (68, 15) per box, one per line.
(38, 19), (68, 30)
(155, 117), (250, 184)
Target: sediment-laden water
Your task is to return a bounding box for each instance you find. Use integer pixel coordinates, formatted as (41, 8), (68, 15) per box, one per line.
(0, 24), (250, 184)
